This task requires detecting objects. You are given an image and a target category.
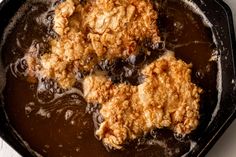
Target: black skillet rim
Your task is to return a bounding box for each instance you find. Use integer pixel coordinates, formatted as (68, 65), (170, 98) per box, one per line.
(195, 0), (236, 156)
(0, 0), (235, 157)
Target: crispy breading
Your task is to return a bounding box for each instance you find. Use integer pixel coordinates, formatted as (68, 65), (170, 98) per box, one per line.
(83, 74), (145, 149)
(139, 52), (201, 134)
(83, 52), (202, 149)
(26, 0), (160, 88)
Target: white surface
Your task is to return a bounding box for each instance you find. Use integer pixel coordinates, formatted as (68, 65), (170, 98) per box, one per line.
(0, 140), (20, 157)
(0, 0), (235, 157)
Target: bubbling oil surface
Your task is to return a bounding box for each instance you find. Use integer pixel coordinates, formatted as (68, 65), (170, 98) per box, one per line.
(1, 0), (218, 156)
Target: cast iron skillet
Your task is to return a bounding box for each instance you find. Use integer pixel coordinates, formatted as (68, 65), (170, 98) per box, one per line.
(0, 0), (235, 156)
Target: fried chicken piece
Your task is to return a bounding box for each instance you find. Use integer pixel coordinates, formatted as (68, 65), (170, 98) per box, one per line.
(139, 52), (202, 134)
(84, 74), (145, 149)
(83, 52), (202, 149)
(26, 0), (160, 88)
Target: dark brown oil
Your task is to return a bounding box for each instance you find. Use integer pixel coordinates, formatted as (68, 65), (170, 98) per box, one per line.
(1, 0), (218, 157)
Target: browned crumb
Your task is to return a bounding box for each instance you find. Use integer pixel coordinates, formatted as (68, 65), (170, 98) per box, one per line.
(83, 52), (202, 149)
(26, 0), (160, 88)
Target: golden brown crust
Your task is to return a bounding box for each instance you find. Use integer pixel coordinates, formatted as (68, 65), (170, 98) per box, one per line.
(83, 52), (202, 149)
(139, 52), (202, 134)
(26, 0), (160, 88)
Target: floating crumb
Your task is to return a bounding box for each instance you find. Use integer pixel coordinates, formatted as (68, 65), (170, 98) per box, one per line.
(83, 52), (202, 149)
